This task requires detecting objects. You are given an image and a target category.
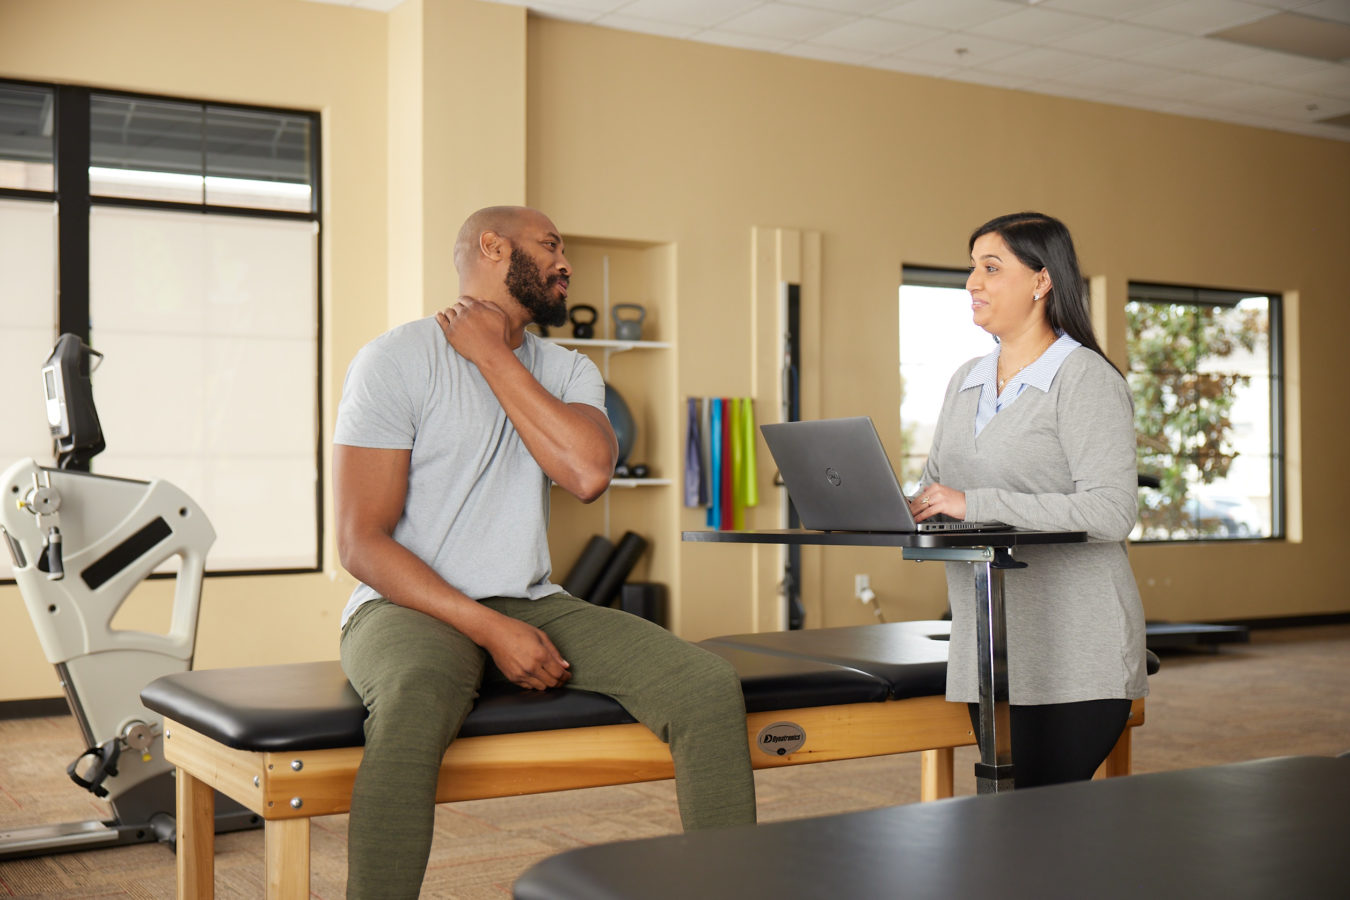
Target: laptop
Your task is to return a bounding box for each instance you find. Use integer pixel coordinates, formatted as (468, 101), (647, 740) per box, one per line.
(760, 417), (1009, 533)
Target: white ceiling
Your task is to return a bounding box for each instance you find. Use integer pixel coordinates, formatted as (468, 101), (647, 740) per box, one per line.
(314, 0), (1350, 143)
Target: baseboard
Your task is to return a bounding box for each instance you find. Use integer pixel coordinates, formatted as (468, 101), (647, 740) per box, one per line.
(0, 697), (69, 721)
(1233, 612), (1350, 630)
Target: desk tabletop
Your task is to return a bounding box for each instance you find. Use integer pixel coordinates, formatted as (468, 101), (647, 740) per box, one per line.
(515, 756), (1350, 900)
(682, 528), (1086, 549)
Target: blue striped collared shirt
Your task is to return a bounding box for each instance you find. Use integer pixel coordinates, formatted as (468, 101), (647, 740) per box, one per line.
(961, 333), (1082, 437)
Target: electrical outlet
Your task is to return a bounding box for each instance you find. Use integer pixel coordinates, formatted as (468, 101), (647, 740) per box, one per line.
(855, 574), (870, 599)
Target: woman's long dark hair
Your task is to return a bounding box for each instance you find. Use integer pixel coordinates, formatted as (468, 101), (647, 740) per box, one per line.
(969, 212), (1119, 373)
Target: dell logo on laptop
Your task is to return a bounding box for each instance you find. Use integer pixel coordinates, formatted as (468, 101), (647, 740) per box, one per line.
(825, 467), (842, 487)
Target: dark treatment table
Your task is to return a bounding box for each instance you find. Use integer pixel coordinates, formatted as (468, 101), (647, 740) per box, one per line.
(684, 528), (1087, 793)
(514, 755), (1350, 900)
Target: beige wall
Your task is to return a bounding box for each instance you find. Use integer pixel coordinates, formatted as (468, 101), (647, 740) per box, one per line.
(2, 0), (1347, 699)
(0, 0), (390, 701)
(524, 17), (1350, 634)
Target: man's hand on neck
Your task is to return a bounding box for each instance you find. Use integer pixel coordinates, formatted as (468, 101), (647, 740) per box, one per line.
(436, 295), (526, 363)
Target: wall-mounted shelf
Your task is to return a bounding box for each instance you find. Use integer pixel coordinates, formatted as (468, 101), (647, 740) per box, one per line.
(547, 337), (671, 350)
(544, 236), (679, 624)
(551, 478), (672, 489)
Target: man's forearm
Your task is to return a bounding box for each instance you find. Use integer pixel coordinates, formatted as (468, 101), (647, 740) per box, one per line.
(475, 349), (616, 500)
(342, 530), (504, 644)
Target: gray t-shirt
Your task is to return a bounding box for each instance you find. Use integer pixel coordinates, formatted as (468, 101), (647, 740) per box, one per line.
(334, 317), (606, 627)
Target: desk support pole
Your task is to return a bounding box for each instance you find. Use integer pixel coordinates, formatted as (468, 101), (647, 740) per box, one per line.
(972, 559), (1013, 793)
(901, 545), (1017, 793)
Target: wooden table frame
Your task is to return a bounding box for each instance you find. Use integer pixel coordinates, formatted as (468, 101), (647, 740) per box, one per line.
(163, 693), (1143, 898)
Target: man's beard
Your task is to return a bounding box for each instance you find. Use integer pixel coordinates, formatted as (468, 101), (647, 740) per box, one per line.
(506, 247), (568, 328)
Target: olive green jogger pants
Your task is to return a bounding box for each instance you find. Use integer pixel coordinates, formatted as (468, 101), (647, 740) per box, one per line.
(339, 594), (757, 899)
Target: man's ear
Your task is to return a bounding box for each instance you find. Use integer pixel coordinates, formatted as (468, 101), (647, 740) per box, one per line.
(479, 230), (509, 263)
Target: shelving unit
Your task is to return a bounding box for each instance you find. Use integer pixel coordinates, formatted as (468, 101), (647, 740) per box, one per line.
(544, 236), (679, 608)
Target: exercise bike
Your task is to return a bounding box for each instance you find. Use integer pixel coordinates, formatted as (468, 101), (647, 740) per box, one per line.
(0, 334), (258, 859)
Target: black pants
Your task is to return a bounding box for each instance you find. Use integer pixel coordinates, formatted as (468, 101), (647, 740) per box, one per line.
(967, 699), (1132, 788)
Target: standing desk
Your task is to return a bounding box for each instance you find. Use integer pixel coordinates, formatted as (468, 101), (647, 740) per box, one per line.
(682, 528), (1086, 794)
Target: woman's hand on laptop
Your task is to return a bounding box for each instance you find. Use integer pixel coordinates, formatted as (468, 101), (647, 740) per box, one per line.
(910, 484), (966, 523)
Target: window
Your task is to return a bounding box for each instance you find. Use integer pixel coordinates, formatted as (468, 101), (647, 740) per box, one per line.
(1126, 284), (1282, 541)
(897, 266), (994, 491)
(0, 82), (54, 191)
(0, 80), (320, 578)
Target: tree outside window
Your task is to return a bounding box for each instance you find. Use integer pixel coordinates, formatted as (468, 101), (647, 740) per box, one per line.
(1126, 285), (1281, 541)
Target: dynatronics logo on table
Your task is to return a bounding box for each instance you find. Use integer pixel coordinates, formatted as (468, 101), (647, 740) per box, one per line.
(756, 721), (806, 756)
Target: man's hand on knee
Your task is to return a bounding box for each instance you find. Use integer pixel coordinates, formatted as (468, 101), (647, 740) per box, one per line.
(481, 615), (571, 690)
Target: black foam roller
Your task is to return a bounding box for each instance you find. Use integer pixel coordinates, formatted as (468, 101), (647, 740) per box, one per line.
(562, 535), (614, 601)
(588, 531), (648, 608)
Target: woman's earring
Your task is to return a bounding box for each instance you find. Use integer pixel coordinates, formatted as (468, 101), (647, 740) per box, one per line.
(1033, 293), (1040, 301)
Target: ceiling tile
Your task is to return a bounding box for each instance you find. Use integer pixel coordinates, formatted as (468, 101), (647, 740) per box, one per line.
(1055, 21), (1188, 58)
(786, 0), (904, 14)
(945, 68), (1040, 92)
(612, 0), (761, 29)
(523, 2), (604, 23)
(1025, 79), (1132, 104)
(893, 32), (1029, 68)
(1063, 58), (1180, 90)
(1204, 48), (1337, 82)
(1270, 60), (1350, 100)
(1124, 35), (1270, 71)
(878, 0), (1023, 30)
(967, 6), (1106, 44)
(696, 29), (795, 53)
(1212, 10), (1350, 60)
(969, 46), (1100, 79)
(870, 55), (963, 78)
(1296, 0), (1350, 26)
(1124, 0), (1275, 36)
(593, 13), (700, 37)
(808, 17), (946, 54)
(716, 2), (855, 42)
(545, 0), (630, 11)
(1205, 81), (1316, 112)
(482, 0), (627, 11)
(786, 43), (885, 67)
(1128, 70), (1251, 101)
(1038, 0), (1178, 18)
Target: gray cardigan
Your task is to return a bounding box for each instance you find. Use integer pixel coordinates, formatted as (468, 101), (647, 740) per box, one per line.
(923, 347), (1148, 705)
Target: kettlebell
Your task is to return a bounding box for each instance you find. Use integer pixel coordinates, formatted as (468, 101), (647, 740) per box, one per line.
(569, 304), (597, 339)
(612, 304), (646, 341)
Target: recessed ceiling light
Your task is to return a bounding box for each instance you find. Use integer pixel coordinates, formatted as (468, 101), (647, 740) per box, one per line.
(1211, 12), (1350, 62)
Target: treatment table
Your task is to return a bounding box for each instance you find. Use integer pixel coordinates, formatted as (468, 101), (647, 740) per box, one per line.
(513, 755), (1350, 900)
(139, 617), (1148, 898)
(684, 527), (1088, 793)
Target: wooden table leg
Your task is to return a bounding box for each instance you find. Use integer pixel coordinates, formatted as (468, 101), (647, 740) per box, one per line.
(920, 748), (955, 801)
(1096, 726), (1133, 780)
(176, 769), (215, 899)
(266, 817), (311, 900)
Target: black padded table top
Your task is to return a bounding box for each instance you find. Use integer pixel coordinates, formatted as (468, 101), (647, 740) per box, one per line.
(682, 528), (1086, 548)
(514, 756), (1350, 900)
(139, 625), (942, 751)
(703, 621), (951, 700)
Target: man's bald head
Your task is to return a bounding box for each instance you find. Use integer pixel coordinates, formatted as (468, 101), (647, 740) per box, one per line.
(454, 205), (543, 274)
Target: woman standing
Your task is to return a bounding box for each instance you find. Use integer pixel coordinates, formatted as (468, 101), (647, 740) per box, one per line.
(910, 211), (1147, 787)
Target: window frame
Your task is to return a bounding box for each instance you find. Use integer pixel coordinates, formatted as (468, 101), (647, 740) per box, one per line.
(897, 264), (988, 490)
(0, 78), (323, 579)
(1126, 281), (1285, 543)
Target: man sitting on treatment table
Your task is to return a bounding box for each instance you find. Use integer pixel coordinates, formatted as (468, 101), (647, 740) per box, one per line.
(332, 205), (757, 898)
